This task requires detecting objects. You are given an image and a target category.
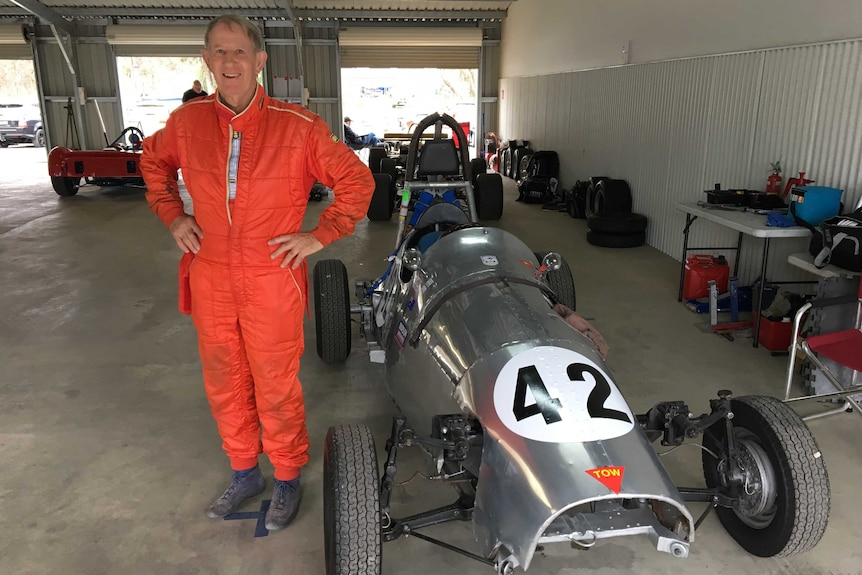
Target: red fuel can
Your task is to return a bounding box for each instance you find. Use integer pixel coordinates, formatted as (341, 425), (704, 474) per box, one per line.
(683, 255), (729, 300)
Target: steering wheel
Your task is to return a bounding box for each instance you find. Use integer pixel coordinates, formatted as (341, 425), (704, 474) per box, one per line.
(110, 127), (146, 151)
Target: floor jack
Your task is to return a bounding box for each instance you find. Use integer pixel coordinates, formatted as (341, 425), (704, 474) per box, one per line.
(709, 277), (753, 341)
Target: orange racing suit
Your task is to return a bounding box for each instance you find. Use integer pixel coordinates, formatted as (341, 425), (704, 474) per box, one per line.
(141, 85), (374, 479)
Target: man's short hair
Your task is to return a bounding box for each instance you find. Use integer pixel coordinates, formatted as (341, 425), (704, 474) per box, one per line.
(343, 117), (351, 123)
(205, 14), (263, 52)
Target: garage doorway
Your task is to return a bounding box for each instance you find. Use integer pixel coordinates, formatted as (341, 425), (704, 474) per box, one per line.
(0, 59), (42, 147)
(341, 67), (478, 153)
(339, 26), (482, 156)
(116, 56), (212, 137)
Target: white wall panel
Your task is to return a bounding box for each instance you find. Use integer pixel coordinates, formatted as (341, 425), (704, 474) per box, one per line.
(499, 39), (862, 287)
(503, 0), (862, 78)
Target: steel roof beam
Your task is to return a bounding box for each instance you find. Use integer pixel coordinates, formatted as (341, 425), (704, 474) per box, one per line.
(7, 0), (74, 34)
(1, 7), (506, 22)
(296, 9), (507, 20)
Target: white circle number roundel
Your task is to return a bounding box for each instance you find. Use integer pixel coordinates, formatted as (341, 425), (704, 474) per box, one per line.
(493, 346), (634, 443)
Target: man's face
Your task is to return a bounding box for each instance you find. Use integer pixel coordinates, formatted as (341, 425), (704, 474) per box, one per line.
(193, 81), (202, 93)
(201, 22), (267, 111)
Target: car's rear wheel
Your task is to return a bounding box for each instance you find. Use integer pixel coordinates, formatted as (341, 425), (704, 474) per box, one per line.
(702, 395), (830, 557)
(475, 173), (503, 220)
(324, 424), (382, 575)
(313, 259), (352, 363)
(367, 174), (393, 221)
(51, 176), (80, 196)
(34, 128), (45, 148)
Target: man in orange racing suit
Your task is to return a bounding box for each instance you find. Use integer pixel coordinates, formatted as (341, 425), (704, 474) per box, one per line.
(141, 14), (374, 532)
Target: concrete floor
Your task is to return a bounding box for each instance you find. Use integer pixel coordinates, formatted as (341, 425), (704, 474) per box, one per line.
(1, 146), (860, 575)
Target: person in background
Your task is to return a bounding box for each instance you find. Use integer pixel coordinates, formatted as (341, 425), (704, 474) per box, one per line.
(141, 14), (374, 532)
(343, 116), (384, 150)
(182, 80), (208, 103)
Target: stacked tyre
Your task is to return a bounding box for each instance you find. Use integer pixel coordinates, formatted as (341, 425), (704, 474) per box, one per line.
(584, 178), (648, 248)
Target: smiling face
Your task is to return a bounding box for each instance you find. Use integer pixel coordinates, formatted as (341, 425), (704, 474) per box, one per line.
(201, 22), (267, 113)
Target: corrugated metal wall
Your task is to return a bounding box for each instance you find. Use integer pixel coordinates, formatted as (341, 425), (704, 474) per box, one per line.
(499, 39), (862, 286)
(264, 22), (340, 130)
(479, 25), (500, 143)
(33, 25), (122, 150)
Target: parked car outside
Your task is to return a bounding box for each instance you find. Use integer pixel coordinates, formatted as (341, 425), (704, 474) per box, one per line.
(0, 103), (44, 147)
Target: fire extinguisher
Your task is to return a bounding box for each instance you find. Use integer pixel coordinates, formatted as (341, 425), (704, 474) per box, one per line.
(766, 161), (783, 195)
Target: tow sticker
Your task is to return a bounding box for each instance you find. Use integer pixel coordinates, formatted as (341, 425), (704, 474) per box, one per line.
(492, 346), (634, 443)
(586, 466), (625, 494)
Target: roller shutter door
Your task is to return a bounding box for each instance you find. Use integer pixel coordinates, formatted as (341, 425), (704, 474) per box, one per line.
(0, 24), (30, 60)
(339, 27), (480, 69)
(105, 25), (207, 57)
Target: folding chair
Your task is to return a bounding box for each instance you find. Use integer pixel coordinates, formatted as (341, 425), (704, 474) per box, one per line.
(784, 277), (862, 419)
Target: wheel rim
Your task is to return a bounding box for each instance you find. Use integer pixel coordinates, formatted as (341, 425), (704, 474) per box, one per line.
(720, 428), (778, 529)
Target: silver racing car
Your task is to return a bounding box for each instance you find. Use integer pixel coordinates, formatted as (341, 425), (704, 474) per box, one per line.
(313, 114), (829, 574)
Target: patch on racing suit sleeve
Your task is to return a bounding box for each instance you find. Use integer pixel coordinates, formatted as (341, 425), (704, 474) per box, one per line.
(493, 346), (634, 443)
(330, 133), (340, 143)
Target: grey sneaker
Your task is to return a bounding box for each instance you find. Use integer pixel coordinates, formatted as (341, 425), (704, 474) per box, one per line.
(264, 478), (303, 531)
(206, 467), (266, 519)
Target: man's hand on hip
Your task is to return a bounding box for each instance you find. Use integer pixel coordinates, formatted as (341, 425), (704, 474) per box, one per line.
(170, 214), (203, 254)
(268, 232), (324, 269)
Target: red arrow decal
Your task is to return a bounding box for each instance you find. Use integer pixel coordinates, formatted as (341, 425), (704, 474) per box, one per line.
(585, 466), (625, 494)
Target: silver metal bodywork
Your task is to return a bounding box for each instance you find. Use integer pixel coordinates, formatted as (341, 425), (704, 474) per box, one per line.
(370, 226), (694, 570)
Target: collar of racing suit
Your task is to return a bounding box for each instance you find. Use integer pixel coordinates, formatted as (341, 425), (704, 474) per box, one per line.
(213, 84), (267, 130)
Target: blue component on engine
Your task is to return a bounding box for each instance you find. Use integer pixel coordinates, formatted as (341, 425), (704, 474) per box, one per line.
(409, 190), (461, 227)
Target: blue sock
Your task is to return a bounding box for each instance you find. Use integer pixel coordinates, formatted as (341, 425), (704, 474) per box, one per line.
(233, 465), (258, 478)
(275, 476), (300, 489)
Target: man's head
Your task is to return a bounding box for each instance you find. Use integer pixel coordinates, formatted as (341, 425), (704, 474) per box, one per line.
(343, 117), (351, 125)
(192, 80), (203, 93)
(202, 15), (267, 113)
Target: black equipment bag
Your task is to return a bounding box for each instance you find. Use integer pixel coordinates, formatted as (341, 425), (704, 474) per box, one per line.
(807, 208), (862, 272)
(518, 177), (550, 204)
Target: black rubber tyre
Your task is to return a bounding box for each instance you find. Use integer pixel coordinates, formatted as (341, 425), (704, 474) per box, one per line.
(587, 212), (648, 234)
(534, 251), (576, 310)
(367, 174), (393, 221)
(469, 157), (487, 188)
(367, 146), (386, 174)
(593, 179), (632, 217)
(313, 259), (351, 364)
(324, 424), (382, 575)
(380, 158), (398, 206)
(475, 173), (503, 220)
(34, 128), (45, 148)
(51, 176), (80, 196)
(586, 230), (646, 248)
(702, 395), (829, 557)
(584, 183), (597, 217)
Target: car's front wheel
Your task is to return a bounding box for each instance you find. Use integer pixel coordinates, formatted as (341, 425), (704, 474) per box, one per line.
(324, 425), (382, 575)
(702, 395), (830, 557)
(51, 176), (80, 196)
